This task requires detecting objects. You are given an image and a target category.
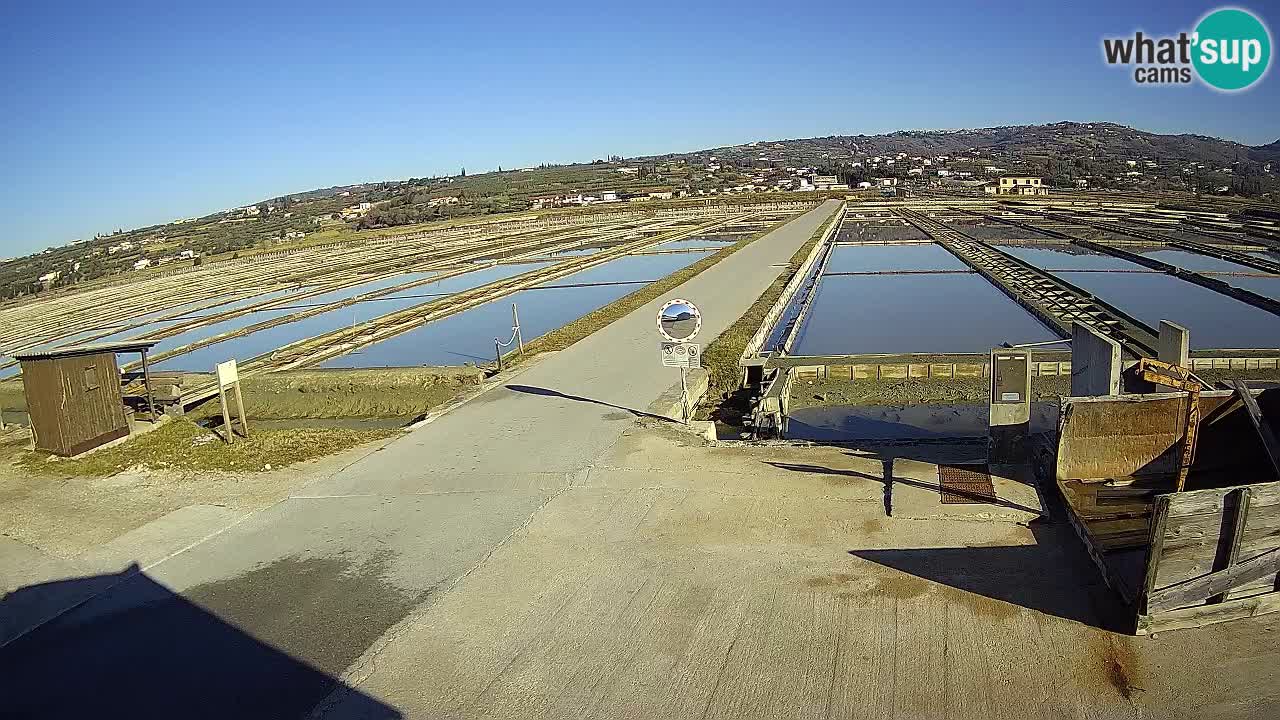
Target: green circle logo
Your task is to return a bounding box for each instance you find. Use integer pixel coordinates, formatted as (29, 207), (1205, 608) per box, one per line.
(1193, 8), (1271, 91)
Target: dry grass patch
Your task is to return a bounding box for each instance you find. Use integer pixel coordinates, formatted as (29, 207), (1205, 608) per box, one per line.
(18, 418), (397, 477)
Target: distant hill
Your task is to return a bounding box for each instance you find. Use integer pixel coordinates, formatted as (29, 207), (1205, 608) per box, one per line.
(5, 121), (1277, 302)
(1249, 139), (1280, 163)
(649, 121), (1261, 169)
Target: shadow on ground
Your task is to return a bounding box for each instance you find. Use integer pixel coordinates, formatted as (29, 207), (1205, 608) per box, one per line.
(505, 383), (667, 421)
(769, 448), (1131, 633)
(0, 566), (401, 719)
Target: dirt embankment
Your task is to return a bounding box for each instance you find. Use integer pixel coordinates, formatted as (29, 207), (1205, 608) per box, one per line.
(2, 367), (485, 420)
(789, 375), (1070, 410)
(788, 366), (1280, 411)
(220, 367), (484, 419)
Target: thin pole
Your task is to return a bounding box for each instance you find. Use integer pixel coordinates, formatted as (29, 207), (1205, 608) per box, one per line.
(218, 385), (233, 445)
(679, 367), (689, 424)
(140, 349), (157, 422)
(233, 381), (249, 438)
(512, 303), (524, 354)
(495, 339), (503, 372)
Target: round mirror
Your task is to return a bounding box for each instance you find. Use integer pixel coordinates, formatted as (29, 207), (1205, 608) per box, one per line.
(658, 299), (701, 342)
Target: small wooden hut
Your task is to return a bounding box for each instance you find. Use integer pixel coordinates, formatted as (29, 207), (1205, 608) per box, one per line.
(13, 341), (158, 456)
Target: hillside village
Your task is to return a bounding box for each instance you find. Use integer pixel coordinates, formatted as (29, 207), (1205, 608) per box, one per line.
(3, 121), (1277, 302)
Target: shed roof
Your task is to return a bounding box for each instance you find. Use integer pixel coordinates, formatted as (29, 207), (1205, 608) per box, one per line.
(13, 340), (159, 362)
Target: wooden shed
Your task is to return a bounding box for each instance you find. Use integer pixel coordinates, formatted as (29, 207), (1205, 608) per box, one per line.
(13, 341), (159, 457)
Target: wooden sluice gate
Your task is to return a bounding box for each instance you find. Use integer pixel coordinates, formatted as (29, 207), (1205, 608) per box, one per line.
(1055, 383), (1280, 634)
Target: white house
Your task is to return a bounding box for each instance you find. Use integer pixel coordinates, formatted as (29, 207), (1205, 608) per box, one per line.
(133, 258), (152, 270)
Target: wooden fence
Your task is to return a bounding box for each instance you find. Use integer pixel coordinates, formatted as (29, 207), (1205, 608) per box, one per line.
(1139, 481), (1280, 633)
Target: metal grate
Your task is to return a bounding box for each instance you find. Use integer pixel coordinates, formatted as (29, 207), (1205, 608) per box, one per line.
(939, 463), (996, 505)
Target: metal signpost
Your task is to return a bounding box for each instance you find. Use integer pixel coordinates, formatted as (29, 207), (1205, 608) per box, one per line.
(657, 298), (702, 423)
(215, 359), (249, 444)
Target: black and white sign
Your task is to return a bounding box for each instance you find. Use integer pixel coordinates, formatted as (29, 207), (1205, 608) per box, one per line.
(660, 341), (700, 368)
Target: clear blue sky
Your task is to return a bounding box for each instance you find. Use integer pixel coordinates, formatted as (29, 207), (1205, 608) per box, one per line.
(2, 0), (1276, 256)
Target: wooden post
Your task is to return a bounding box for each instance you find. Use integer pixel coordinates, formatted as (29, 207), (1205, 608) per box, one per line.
(495, 339), (503, 372)
(1210, 487), (1251, 604)
(140, 349), (157, 422)
(1230, 379), (1280, 480)
(1140, 495), (1171, 616)
(233, 381), (249, 438)
(218, 385), (234, 445)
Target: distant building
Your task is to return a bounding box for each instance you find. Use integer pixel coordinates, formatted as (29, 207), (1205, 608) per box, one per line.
(856, 181), (873, 189)
(873, 177), (898, 187)
(812, 175), (838, 189)
(133, 258), (152, 270)
(984, 176), (1047, 195)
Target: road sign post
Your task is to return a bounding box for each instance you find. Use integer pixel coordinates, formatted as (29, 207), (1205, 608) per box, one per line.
(657, 299), (703, 424)
(215, 359), (249, 444)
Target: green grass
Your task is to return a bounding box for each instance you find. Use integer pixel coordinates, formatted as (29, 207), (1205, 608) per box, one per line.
(18, 418), (397, 476)
(696, 210), (840, 423)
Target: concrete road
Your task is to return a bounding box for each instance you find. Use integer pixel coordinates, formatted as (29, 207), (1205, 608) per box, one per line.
(0, 200), (841, 720)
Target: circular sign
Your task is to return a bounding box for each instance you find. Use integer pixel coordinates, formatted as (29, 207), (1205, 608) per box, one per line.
(657, 298), (701, 342)
(1193, 8), (1272, 92)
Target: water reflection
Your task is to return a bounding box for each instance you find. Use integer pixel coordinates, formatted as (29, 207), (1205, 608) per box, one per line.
(791, 274), (1058, 355)
(995, 245), (1140, 272)
(153, 264), (554, 371)
(825, 243), (967, 273)
(320, 251), (710, 368)
(1056, 271), (1280, 349)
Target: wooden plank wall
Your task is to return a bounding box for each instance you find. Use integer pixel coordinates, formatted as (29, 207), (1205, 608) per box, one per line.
(1139, 481), (1280, 632)
(21, 352), (127, 456)
(1055, 391), (1236, 482)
